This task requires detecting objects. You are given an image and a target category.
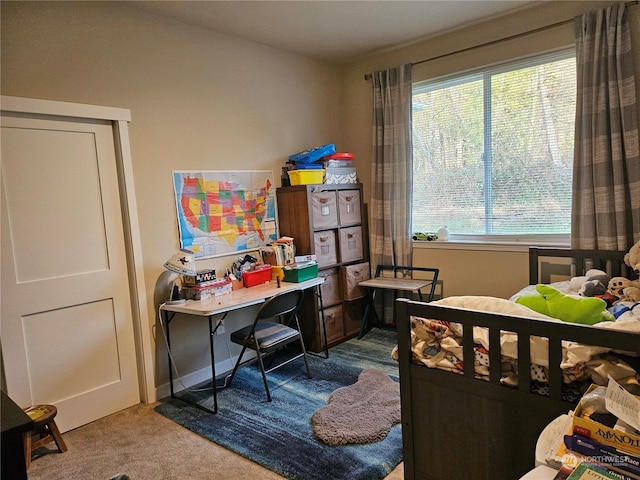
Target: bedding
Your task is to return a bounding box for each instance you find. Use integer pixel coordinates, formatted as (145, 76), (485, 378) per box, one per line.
(392, 280), (640, 401)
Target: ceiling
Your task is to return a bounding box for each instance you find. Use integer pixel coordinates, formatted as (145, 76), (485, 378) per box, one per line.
(127, 0), (541, 64)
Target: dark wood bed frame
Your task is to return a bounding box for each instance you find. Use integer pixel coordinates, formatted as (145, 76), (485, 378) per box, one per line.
(395, 247), (640, 480)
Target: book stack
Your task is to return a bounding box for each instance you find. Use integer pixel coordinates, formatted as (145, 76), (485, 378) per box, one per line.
(182, 269), (215, 286)
(547, 380), (640, 480)
(260, 236), (295, 266)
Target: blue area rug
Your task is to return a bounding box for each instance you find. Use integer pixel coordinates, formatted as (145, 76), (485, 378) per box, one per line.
(155, 329), (402, 480)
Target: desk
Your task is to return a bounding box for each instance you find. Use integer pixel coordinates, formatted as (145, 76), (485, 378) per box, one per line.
(160, 277), (325, 414)
(358, 265), (439, 338)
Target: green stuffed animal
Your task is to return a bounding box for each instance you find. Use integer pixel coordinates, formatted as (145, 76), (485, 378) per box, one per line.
(515, 284), (613, 325)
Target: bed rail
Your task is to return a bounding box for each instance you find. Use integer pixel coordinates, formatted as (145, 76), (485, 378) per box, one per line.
(529, 247), (635, 285)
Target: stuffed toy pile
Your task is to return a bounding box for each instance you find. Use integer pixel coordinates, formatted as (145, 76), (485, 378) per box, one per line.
(607, 240), (640, 303)
(624, 239), (640, 276)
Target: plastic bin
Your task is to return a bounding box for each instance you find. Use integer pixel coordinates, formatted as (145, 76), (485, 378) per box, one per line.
(288, 169), (324, 185)
(283, 263), (319, 283)
(242, 265), (272, 287)
(289, 144), (336, 164)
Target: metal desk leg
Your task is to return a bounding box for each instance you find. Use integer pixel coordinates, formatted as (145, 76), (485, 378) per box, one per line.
(358, 287), (381, 339)
(308, 284), (329, 359)
(164, 310), (176, 399)
(207, 315), (218, 413)
(164, 310), (218, 414)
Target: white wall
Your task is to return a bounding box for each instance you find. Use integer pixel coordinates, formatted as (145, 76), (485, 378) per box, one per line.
(1, 1), (345, 399)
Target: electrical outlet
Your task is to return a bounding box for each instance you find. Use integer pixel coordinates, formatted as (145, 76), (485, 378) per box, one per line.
(217, 322), (226, 335)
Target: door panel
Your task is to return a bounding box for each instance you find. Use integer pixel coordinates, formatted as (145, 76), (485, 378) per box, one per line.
(1, 114), (139, 432)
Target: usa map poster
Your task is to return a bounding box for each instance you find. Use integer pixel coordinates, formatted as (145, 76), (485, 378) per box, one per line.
(172, 170), (277, 259)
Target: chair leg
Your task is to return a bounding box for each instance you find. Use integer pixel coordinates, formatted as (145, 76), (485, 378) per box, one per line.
(254, 340), (272, 402)
(294, 316), (312, 379)
(226, 342), (250, 387)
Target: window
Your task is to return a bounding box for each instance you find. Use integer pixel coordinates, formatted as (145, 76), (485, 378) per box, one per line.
(412, 50), (576, 242)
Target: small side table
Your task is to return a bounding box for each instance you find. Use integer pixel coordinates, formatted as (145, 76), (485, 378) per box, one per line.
(23, 404), (68, 469)
(358, 265), (439, 338)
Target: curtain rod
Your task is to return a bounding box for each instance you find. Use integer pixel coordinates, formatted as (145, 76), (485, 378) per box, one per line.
(363, 0), (639, 81)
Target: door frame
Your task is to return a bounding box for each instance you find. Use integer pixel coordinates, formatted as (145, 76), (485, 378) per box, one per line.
(1, 95), (154, 403)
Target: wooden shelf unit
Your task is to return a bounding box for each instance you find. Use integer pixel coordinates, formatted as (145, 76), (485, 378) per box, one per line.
(276, 183), (369, 351)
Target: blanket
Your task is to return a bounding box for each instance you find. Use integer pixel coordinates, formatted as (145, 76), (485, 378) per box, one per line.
(392, 286), (640, 399)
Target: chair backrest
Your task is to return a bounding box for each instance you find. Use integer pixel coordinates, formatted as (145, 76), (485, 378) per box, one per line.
(257, 289), (305, 322)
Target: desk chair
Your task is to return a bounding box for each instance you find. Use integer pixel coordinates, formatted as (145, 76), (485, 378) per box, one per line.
(227, 289), (311, 401)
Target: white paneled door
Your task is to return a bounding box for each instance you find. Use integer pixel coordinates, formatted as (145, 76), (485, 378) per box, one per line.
(1, 109), (140, 432)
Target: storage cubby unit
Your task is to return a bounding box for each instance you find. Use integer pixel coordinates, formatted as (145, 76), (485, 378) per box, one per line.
(276, 183), (369, 351)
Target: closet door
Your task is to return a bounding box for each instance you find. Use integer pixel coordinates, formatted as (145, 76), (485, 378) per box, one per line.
(1, 111), (139, 432)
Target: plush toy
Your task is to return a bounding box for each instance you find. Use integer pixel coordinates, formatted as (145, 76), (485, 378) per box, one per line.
(624, 240), (640, 276)
(515, 284), (613, 325)
(607, 276), (640, 302)
(580, 279), (609, 297)
(569, 268), (611, 297)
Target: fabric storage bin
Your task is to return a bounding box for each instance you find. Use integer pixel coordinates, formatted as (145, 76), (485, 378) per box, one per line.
(338, 190), (361, 226)
(311, 190), (338, 229)
(325, 167), (357, 185)
(342, 299), (363, 337)
(314, 230), (338, 267)
(318, 268), (341, 307)
(341, 262), (370, 300)
(338, 226), (364, 263)
(322, 305), (345, 345)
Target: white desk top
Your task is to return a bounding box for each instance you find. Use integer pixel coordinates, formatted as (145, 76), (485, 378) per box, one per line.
(359, 276), (433, 292)
(160, 277), (324, 317)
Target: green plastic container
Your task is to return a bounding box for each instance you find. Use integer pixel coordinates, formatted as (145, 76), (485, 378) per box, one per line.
(283, 263), (319, 283)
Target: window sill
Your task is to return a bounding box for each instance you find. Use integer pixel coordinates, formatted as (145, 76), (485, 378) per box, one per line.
(412, 239), (570, 253)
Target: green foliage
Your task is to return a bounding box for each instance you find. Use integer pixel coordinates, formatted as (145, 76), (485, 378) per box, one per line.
(412, 56), (575, 235)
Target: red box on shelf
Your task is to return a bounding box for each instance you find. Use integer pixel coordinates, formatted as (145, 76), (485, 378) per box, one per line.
(242, 265), (272, 288)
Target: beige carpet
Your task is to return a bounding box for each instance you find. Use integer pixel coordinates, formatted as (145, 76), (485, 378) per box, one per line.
(26, 402), (404, 480)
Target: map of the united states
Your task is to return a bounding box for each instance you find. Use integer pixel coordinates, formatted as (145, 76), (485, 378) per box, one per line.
(173, 171), (277, 258)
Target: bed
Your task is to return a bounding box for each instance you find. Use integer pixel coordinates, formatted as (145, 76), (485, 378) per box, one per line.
(394, 247), (640, 480)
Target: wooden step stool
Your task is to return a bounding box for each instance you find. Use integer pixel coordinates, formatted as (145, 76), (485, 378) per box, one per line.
(22, 404), (67, 469)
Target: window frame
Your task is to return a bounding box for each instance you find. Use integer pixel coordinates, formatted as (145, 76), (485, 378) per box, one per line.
(411, 47), (576, 247)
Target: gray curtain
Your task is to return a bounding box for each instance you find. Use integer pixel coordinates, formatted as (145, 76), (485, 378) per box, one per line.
(572, 3), (640, 250)
(370, 64), (413, 321)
